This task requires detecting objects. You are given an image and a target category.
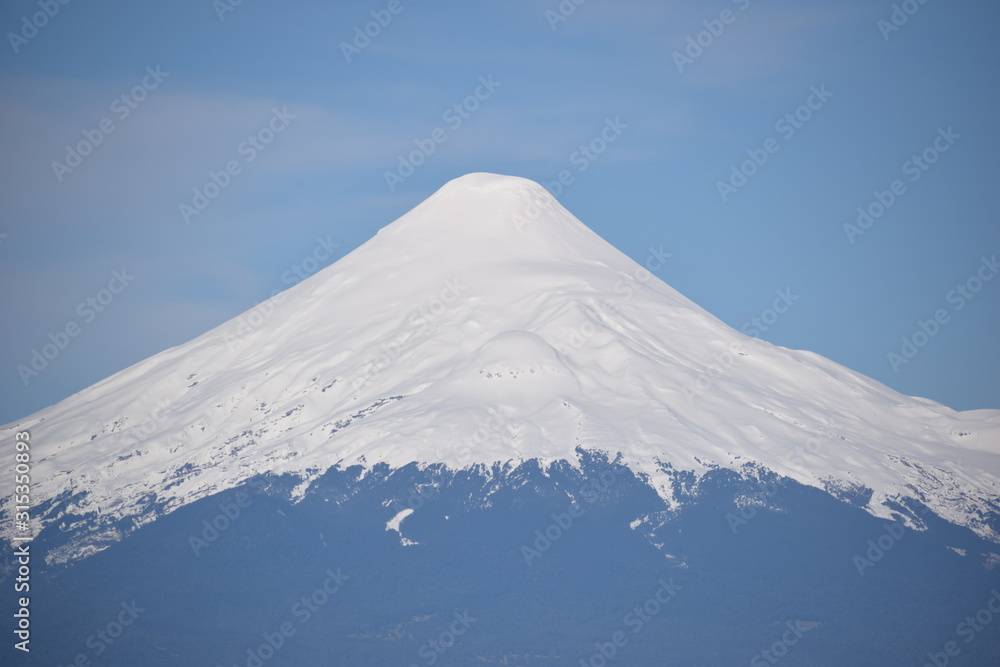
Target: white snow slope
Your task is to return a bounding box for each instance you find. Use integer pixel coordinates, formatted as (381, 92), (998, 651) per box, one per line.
(3, 173), (999, 562)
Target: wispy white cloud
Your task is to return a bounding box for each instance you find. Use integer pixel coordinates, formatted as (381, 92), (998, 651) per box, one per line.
(0, 69), (684, 236)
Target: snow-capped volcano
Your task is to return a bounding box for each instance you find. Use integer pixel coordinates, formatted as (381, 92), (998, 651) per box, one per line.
(4, 172), (999, 562)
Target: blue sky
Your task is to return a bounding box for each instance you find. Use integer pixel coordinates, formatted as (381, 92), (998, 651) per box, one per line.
(0, 0), (997, 424)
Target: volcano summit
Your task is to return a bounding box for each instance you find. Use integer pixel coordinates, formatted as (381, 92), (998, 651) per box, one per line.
(3, 173), (999, 666)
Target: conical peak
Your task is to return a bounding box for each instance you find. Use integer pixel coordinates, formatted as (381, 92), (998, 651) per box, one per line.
(389, 173), (560, 233)
(437, 172), (545, 197)
(7, 169), (1000, 565)
(433, 172), (571, 213)
(371, 172), (601, 264)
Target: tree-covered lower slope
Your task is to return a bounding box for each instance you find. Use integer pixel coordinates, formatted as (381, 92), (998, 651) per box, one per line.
(4, 456), (999, 666)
